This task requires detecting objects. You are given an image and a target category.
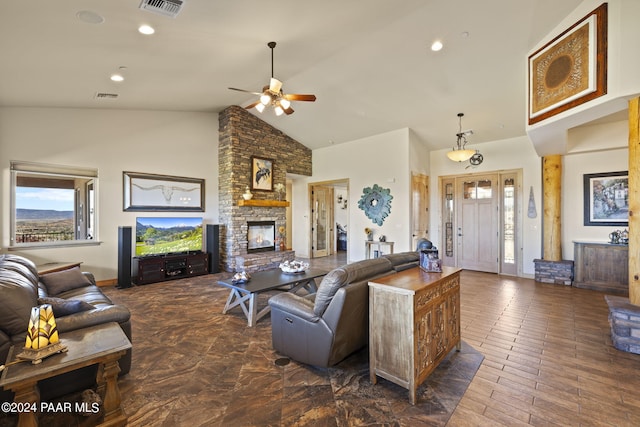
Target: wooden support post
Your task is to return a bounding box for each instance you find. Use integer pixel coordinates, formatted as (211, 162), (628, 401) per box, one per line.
(543, 155), (562, 261)
(629, 98), (640, 305)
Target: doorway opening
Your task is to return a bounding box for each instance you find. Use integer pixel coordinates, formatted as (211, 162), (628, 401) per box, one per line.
(440, 170), (521, 276)
(309, 179), (349, 259)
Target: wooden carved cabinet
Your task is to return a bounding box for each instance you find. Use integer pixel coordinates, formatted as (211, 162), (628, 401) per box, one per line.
(574, 242), (628, 295)
(368, 267), (461, 404)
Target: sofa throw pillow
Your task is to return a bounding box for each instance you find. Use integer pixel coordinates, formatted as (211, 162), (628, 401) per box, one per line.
(37, 297), (94, 317)
(40, 267), (92, 296)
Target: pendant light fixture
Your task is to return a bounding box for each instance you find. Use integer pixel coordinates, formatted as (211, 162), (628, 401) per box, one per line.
(447, 113), (476, 162)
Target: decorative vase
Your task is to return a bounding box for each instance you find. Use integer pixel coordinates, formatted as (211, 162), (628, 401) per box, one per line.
(242, 187), (253, 200)
(367, 233), (373, 241)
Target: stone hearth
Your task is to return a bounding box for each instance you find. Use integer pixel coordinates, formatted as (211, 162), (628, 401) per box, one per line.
(605, 295), (640, 354)
(236, 250), (295, 273)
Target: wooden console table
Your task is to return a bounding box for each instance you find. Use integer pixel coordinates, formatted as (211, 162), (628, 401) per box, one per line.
(0, 322), (131, 427)
(368, 266), (461, 404)
(574, 241), (628, 295)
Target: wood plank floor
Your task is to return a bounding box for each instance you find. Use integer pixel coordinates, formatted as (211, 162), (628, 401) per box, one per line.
(451, 270), (640, 426)
(307, 254), (640, 425)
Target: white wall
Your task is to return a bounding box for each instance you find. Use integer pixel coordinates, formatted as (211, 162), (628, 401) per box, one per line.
(409, 129), (429, 176)
(291, 128), (415, 261)
(563, 118), (629, 260)
(429, 136), (542, 277)
(563, 146), (628, 259)
(0, 107), (219, 281)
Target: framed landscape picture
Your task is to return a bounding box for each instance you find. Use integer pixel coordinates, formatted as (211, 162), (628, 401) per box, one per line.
(583, 171), (628, 226)
(251, 156), (273, 191)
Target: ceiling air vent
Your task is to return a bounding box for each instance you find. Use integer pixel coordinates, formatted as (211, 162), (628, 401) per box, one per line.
(139, 0), (184, 18)
(94, 92), (119, 100)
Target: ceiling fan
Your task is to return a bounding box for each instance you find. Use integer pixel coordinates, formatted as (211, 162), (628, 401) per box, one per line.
(229, 41), (316, 116)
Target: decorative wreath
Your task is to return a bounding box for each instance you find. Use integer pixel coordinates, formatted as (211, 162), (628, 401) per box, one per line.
(358, 184), (393, 226)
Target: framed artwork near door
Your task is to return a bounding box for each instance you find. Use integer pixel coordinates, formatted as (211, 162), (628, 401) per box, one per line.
(583, 171), (628, 226)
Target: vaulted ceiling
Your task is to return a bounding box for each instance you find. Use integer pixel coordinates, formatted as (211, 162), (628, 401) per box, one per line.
(0, 0), (585, 151)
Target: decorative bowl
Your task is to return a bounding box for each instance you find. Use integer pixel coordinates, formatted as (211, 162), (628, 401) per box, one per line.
(231, 271), (251, 284)
(279, 260), (309, 274)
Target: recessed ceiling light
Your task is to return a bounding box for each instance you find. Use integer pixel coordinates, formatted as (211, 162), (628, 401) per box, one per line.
(138, 24), (155, 35)
(76, 10), (105, 24)
(110, 74), (124, 82)
(431, 40), (443, 52)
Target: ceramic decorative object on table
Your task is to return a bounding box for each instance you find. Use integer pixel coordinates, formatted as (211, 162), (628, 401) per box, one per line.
(231, 271), (251, 284)
(279, 260), (309, 273)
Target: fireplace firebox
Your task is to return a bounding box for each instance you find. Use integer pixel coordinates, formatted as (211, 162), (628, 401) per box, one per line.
(247, 221), (275, 253)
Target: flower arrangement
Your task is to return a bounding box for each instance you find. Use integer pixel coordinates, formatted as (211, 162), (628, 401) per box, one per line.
(364, 227), (373, 241)
(278, 226), (286, 250)
(274, 183), (285, 200)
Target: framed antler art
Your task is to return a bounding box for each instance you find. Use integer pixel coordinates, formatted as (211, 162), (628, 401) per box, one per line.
(123, 171), (205, 212)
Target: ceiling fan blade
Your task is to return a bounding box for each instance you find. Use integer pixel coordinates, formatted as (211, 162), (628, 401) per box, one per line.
(284, 106), (295, 115)
(244, 101), (260, 110)
(269, 78), (283, 93)
(283, 94), (317, 102)
(228, 87), (262, 96)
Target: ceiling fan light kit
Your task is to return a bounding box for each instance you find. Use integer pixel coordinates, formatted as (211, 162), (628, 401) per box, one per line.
(447, 113), (476, 162)
(229, 41), (316, 116)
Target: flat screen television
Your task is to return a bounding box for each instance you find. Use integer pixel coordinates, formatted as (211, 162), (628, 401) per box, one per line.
(135, 217), (203, 257)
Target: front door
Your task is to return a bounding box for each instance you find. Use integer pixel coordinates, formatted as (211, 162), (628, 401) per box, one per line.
(457, 175), (499, 272)
(312, 186), (333, 258)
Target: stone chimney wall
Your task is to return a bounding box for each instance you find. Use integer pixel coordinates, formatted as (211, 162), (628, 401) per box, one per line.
(218, 105), (312, 271)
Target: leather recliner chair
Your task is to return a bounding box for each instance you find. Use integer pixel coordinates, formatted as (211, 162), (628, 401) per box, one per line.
(268, 252), (419, 367)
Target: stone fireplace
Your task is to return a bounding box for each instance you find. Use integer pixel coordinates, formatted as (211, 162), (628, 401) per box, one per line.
(217, 105), (312, 272)
(247, 221), (276, 253)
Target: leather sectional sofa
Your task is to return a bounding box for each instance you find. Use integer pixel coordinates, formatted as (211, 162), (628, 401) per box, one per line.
(0, 254), (131, 401)
(268, 251), (419, 367)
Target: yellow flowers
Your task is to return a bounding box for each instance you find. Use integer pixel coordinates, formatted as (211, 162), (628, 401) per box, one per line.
(364, 227), (371, 235)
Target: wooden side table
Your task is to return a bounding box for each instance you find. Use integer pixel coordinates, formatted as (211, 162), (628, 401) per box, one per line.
(364, 241), (394, 259)
(0, 322), (131, 427)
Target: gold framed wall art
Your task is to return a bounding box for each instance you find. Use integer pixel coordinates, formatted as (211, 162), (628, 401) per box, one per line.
(528, 3), (607, 125)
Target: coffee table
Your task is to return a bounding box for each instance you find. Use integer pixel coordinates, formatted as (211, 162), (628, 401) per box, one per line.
(217, 268), (328, 327)
(0, 322), (131, 427)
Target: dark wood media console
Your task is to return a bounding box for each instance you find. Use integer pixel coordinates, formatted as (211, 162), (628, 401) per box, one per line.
(132, 252), (209, 285)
